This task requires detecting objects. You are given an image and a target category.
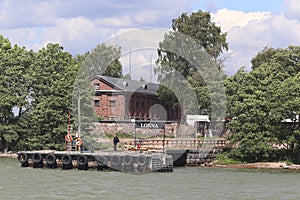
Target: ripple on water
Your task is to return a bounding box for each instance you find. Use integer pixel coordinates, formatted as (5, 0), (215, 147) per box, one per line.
(2, 158), (300, 200)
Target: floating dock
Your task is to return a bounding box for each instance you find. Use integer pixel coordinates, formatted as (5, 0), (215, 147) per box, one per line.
(17, 150), (173, 173)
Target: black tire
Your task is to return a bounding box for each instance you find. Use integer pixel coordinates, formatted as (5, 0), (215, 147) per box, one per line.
(61, 154), (72, 165)
(77, 155), (88, 166)
(122, 155), (133, 166)
(96, 155), (107, 165)
(111, 155), (121, 166)
(17, 153), (28, 164)
(32, 153), (42, 163)
(46, 154), (56, 165)
(137, 155), (147, 166)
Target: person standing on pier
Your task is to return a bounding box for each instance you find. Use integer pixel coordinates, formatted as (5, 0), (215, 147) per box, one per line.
(113, 134), (120, 151)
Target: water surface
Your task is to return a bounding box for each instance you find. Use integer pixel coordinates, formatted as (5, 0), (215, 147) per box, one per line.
(1, 158), (300, 200)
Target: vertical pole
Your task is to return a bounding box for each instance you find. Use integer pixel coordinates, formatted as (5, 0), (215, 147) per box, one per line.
(131, 119), (136, 148)
(129, 49), (132, 80)
(150, 53), (152, 83)
(163, 128), (166, 155)
(77, 88), (81, 151)
(78, 89), (81, 138)
(134, 123), (136, 148)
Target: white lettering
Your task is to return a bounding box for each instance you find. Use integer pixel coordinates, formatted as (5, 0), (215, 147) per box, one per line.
(139, 123), (159, 129)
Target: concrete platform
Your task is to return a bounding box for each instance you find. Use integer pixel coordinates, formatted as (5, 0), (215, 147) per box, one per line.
(17, 150), (173, 173)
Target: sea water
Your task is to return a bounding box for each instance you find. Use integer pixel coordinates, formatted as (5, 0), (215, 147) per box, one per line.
(1, 158), (300, 200)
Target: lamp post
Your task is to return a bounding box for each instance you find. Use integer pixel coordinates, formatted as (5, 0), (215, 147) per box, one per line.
(131, 119), (136, 147)
(74, 87), (81, 152)
(75, 87), (81, 139)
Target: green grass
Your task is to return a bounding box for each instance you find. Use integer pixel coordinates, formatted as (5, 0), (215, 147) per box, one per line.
(214, 153), (244, 165)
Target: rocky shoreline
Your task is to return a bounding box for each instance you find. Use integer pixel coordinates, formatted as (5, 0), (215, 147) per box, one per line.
(214, 162), (300, 170)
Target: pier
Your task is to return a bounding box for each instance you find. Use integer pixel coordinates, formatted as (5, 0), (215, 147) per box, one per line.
(17, 150), (173, 173)
(123, 138), (229, 166)
(17, 138), (229, 171)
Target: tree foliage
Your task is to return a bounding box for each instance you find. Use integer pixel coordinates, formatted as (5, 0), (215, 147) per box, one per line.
(22, 44), (79, 150)
(0, 35), (34, 152)
(82, 43), (122, 79)
(155, 10), (228, 119)
(0, 35), (125, 152)
(226, 46), (300, 162)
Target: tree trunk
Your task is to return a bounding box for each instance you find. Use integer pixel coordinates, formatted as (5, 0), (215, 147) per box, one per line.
(1, 136), (8, 153)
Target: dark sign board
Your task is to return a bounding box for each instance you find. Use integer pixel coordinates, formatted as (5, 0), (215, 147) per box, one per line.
(135, 121), (165, 129)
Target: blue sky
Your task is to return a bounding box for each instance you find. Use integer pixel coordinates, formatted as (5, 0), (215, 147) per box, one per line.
(1, 0), (300, 77)
(191, 0), (284, 13)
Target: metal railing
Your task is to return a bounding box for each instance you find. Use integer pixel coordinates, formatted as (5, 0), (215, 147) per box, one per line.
(125, 138), (229, 150)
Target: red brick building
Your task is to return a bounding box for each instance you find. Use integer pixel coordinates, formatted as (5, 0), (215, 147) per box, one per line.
(91, 75), (181, 121)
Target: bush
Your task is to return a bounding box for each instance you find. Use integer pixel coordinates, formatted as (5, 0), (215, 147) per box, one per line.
(214, 153), (243, 165)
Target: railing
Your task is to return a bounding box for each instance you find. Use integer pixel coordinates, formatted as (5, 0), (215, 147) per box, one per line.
(124, 138), (229, 150)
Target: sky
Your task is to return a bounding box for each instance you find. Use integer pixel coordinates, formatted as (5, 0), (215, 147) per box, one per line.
(1, 0), (300, 79)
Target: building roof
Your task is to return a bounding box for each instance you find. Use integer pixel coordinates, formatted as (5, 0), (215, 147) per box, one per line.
(93, 75), (160, 95)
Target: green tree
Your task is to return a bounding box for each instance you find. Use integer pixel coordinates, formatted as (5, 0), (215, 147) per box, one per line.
(155, 10), (228, 123)
(225, 68), (276, 162)
(23, 43), (79, 150)
(226, 46), (300, 162)
(251, 46), (276, 70)
(72, 43), (123, 150)
(82, 43), (122, 79)
(0, 35), (34, 152)
(171, 10), (228, 61)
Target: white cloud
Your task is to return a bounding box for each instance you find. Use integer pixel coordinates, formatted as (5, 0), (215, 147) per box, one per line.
(212, 8), (300, 74)
(95, 16), (134, 27)
(0, 0), (193, 55)
(3, 0), (300, 77)
(284, 0), (300, 20)
(212, 8), (271, 32)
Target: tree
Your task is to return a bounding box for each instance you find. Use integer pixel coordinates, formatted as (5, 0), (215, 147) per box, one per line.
(82, 43), (122, 79)
(172, 10), (228, 61)
(226, 46), (300, 162)
(72, 43), (123, 150)
(225, 68), (276, 162)
(0, 35), (34, 152)
(251, 46), (276, 70)
(155, 10), (228, 125)
(23, 43), (79, 150)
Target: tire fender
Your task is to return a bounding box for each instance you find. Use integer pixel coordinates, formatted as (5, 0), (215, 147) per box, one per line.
(46, 154), (56, 165)
(77, 155), (88, 166)
(122, 155), (133, 165)
(17, 152), (28, 164)
(61, 154), (72, 165)
(111, 155), (121, 166)
(32, 153), (43, 163)
(137, 155), (147, 166)
(96, 155), (107, 165)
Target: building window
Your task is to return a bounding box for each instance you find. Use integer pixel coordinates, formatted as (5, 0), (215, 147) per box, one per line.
(95, 91), (101, 96)
(94, 100), (100, 107)
(94, 83), (100, 90)
(110, 100), (117, 107)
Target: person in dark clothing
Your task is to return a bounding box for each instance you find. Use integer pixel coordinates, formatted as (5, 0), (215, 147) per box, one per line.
(113, 134), (120, 151)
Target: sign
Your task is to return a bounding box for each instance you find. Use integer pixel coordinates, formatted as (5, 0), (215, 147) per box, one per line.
(135, 121), (165, 129)
(186, 115), (210, 126)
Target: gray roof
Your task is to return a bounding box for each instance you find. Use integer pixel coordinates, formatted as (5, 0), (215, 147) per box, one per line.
(94, 75), (159, 95)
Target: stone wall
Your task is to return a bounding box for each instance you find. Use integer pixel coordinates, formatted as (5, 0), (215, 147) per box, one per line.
(91, 121), (181, 137)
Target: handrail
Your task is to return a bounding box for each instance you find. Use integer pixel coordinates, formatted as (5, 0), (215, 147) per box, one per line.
(128, 138), (229, 150)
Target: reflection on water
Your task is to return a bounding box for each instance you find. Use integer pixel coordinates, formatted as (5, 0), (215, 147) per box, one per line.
(1, 157), (300, 200)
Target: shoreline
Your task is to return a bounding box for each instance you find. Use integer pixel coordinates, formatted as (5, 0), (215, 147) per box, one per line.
(2, 153), (300, 170)
(0, 153), (17, 158)
(213, 162), (300, 170)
